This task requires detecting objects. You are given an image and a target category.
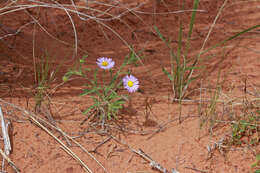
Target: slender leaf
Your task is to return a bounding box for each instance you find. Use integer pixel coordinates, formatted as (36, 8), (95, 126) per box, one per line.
(83, 103), (98, 114)
(177, 18), (183, 66)
(80, 87), (100, 96)
(188, 0), (199, 40)
(154, 25), (171, 49)
(162, 67), (173, 81)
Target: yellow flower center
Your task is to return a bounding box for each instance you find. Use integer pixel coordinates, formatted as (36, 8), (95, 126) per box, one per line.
(102, 61), (108, 66)
(128, 81), (134, 87)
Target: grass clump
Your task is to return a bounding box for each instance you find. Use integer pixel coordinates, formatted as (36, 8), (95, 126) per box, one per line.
(33, 53), (59, 112)
(252, 154), (260, 173)
(155, 0), (199, 100)
(231, 110), (260, 146)
(154, 0), (260, 125)
(199, 79), (222, 132)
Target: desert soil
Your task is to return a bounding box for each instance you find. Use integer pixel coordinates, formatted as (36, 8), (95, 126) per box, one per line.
(0, 0), (260, 172)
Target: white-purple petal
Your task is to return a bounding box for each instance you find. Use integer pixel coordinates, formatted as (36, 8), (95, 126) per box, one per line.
(122, 75), (139, 93)
(96, 57), (115, 70)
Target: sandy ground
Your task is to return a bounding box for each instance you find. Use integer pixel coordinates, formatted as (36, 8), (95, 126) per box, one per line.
(0, 0), (260, 172)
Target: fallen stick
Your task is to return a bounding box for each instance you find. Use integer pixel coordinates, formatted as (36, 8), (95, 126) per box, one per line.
(0, 106), (11, 155)
(0, 23), (17, 34)
(184, 166), (208, 173)
(90, 136), (112, 153)
(0, 148), (20, 173)
(0, 21), (33, 41)
(109, 134), (179, 173)
(0, 106), (19, 172)
(132, 148), (172, 173)
(29, 115), (93, 173)
(0, 99), (108, 173)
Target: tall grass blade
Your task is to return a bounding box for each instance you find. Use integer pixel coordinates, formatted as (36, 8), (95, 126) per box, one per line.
(201, 24), (260, 55)
(177, 18), (183, 66)
(184, 0), (199, 57)
(188, 0), (199, 41)
(184, 24), (260, 97)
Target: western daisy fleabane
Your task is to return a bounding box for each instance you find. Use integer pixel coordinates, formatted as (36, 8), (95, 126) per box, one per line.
(97, 57), (115, 70)
(123, 75), (139, 93)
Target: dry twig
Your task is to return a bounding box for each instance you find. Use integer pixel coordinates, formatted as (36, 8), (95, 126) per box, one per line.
(131, 148), (174, 173)
(0, 148), (20, 173)
(0, 106), (11, 156)
(184, 166), (208, 173)
(109, 134), (179, 173)
(0, 99), (108, 173)
(91, 136), (112, 153)
(0, 106), (19, 173)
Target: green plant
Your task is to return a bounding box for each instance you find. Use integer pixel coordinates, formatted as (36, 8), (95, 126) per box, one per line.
(34, 53), (59, 112)
(63, 53), (140, 125)
(252, 154), (260, 173)
(155, 0), (199, 100)
(125, 46), (144, 67)
(199, 71), (222, 132)
(155, 0), (260, 124)
(231, 112), (259, 145)
(155, 0), (260, 101)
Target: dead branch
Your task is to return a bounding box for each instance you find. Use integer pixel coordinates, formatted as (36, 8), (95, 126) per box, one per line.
(132, 148), (169, 173)
(0, 106), (11, 156)
(0, 98), (108, 173)
(109, 134), (179, 173)
(184, 166), (208, 173)
(0, 149), (20, 173)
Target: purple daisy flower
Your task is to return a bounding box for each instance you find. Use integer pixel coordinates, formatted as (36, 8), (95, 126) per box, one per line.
(123, 75), (139, 93)
(97, 57), (115, 70)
